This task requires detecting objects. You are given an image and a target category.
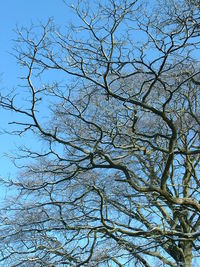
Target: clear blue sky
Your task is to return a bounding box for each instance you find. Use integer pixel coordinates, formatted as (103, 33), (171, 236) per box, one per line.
(0, 0), (73, 179)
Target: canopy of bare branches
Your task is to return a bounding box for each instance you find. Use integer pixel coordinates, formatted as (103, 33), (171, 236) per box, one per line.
(0, 0), (200, 266)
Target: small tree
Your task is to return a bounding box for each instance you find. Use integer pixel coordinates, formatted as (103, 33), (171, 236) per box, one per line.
(0, 0), (200, 266)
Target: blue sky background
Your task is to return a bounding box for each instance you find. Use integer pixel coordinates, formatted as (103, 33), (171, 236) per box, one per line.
(0, 0), (73, 180)
(1, 2), (199, 266)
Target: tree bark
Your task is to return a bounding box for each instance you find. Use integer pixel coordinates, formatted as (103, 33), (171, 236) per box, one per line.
(183, 241), (193, 267)
(178, 241), (193, 267)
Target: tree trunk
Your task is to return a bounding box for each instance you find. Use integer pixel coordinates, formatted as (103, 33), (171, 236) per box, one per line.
(178, 241), (193, 267)
(183, 241), (193, 267)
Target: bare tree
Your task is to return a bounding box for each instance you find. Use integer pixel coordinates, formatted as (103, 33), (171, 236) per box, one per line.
(0, 0), (200, 266)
